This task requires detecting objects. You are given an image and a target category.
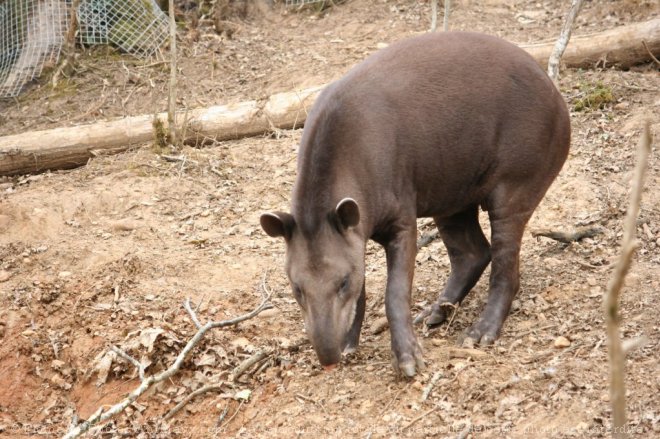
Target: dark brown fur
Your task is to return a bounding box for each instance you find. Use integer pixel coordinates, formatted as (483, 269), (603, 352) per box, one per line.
(261, 32), (570, 377)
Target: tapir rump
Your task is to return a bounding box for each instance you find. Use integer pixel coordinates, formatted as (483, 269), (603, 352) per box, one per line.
(261, 32), (570, 377)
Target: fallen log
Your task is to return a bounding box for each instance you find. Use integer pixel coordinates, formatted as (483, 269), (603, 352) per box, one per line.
(1, 19), (658, 176)
(0, 85), (323, 176)
(521, 18), (660, 69)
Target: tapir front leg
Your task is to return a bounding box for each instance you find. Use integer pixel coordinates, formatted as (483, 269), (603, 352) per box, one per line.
(384, 224), (425, 377)
(343, 282), (366, 354)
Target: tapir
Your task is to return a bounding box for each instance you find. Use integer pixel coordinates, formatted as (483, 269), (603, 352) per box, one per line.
(260, 32), (570, 377)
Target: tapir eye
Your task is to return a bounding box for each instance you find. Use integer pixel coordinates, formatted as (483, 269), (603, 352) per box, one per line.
(339, 275), (350, 293)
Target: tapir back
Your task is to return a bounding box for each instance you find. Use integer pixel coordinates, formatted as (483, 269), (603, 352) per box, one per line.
(295, 31), (570, 223)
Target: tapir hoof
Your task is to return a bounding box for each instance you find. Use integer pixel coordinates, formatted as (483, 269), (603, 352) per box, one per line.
(413, 302), (455, 327)
(391, 341), (425, 378)
(458, 320), (500, 346)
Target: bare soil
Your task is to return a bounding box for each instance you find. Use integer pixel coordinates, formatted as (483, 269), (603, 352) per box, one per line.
(0, 1), (659, 438)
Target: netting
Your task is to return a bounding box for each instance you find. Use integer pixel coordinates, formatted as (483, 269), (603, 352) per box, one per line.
(0, 0), (70, 98)
(0, 0), (169, 98)
(78, 0), (169, 58)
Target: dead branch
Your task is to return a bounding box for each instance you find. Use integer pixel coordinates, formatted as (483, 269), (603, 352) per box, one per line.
(531, 226), (603, 244)
(168, 0), (177, 145)
(548, 0), (584, 83)
(184, 298), (202, 329)
(421, 370), (443, 401)
(604, 121), (651, 439)
(642, 40), (660, 66)
(162, 383), (225, 421)
(443, 0), (451, 32)
(63, 291), (272, 439)
(430, 0), (438, 32)
(231, 350), (270, 382)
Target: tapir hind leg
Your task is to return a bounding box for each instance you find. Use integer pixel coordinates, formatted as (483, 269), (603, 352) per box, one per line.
(414, 205), (491, 326)
(459, 184), (542, 345)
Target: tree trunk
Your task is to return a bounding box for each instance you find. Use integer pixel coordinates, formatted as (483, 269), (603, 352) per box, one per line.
(0, 86), (323, 176)
(1, 19), (658, 176)
(522, 18), (659, 69)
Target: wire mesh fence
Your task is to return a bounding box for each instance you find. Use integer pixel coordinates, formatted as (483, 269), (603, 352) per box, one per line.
(0, 0), (169, 98)
(78, 0), (169, 58)
(0, 0), (70, 98)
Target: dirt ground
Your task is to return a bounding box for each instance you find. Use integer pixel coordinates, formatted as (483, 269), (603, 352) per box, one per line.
(0, 0), (659, 438)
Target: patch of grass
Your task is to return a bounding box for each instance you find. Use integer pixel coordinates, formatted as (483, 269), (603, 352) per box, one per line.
(573, 81), (614, 112)
(152, 116), (170, 153)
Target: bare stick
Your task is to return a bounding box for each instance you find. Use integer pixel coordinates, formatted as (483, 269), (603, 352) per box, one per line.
(162, 383), (225, 421)
(548, 0), (584, 83)
(110, 346), (146, 382)
(443, 0), (451, 32)
(531, 226), (602, 244)
(218, 400), (244, 430)
(232, 351), (270, 382)
(402, 405), (439, 432)
(430, 0), (438, 32)
(52, 0), (80, 88)
(421, 371), (443, 401)
(185, 298), (203, 329)
(604, 121), (651, 439)
(642, 40), (660, 67)
(167, 0), (177, 145)
(63, 293), (272, 439)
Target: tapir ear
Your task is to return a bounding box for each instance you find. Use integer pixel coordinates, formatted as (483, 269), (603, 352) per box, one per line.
(335, 198), (360, 229)
(260, 212), (295, 240)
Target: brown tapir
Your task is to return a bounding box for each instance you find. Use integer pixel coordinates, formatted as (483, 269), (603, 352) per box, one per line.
(260, 32), (570, 377)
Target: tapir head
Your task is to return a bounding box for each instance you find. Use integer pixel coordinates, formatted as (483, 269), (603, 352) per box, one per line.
(260, 198), (365, 368)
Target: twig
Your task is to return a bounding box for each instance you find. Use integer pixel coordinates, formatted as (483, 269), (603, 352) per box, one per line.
(604, 121), (651, 438)
(402, 405), (439, 432)
(380, 384), (408, 416)
(531, 226), (602, 244)
(168, 0), (177, 145)
(52, 0), (80, 88)
(185, 298), (203, 329)
(642, 40), (660, 66)
(110, 346), (145, 382)
(231, 351), (270, 382)
(443, 302), (460, 335)
(421, 371), (443, 401)
(160, 154), (199, 165)
(216, 403), (230, 426)
(162, 383), (225, 421)
(218, 400), (244, 430)
(63, 293), (272, 439)
(547, 0), (584, 83)
(443, 0), (451, 32)
(430, 0), (438, 32)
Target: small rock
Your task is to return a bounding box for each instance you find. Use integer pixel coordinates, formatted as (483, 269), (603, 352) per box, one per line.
(58, 271), (72, 279)
(259, 308), (280, 318)
(553, 336), (571, 348)
(586, 276), (597, 286)
(110, 219), (140, 232)
(21, 329), (36, 337)
(0, 270), (11, 282)
(376, 42), (389, 49)
(51, 360), (66, 370)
